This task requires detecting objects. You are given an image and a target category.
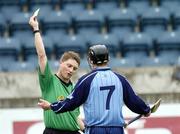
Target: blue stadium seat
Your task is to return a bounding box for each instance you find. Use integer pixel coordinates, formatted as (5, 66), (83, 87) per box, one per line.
(9, 12), (31, 37)
(125, 0), (151, 16)
(42, 10), (71, 35)
(172, 9), (180, 31)
(107, 8), (137, 37)
(0, 37), (21, 64)
(79, 57), (89, 69)
(49, 59), (59, 71)
(28, 0), (50, 5)
(0, 0), (21, 6)
(1, 5), (21, 23)
(122, 32), (152, 66)
(88, 33), (119, 57)
(160, 0), (180, 15)
(142, 57), (173, 66)
(54, 34), (87, 59)
(22, 36), (53, 63)
(155, 31), (180, 65)
(0, 13), (6, 36)
(2, 61), (37, 72)
(61, 0), (87, 19)
(27, 0), (52, 10)
(45, 31), (67, 46)
(109, 57), (136, 68)
(92, 0), (120, 17)
(74, 9), (104, 38)
(30, 5), (53, 22)
(140, 7), (170, 40)
(14, 32), (34, 46)
(26, 0), (60, 11)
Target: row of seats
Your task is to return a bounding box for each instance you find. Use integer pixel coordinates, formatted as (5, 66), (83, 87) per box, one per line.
(1, 0), (180, 16)
(0, 0), (179, 72)
(0, 0), (179, 9)
(1, 56), (180, 72)
(0, 31), (179, 67)
(1, 6), (180, 40)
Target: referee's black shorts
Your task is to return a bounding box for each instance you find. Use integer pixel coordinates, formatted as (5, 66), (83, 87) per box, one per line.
(43, 127), (81, 134)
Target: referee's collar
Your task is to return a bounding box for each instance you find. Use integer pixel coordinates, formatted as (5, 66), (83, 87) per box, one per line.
(92, 67), (111, 72)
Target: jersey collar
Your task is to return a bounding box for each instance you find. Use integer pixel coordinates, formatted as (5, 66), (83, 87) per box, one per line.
(92, 67), (111, 72)
(55, 74), (72, 87)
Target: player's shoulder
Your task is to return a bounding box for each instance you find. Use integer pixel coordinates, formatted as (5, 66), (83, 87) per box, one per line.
(113, 71), (127, 80)
(78, 70), (98, 82)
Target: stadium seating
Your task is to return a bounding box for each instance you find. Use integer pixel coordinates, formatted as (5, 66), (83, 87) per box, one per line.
(30, 5), (54, 22)
(140, 7), (170, 40)
(121, 32), (152, 66)
(109, 57), (136, 68)
(107, 8), (137, 37)
(0, 37), (21, 70)
(45, 31), (66, 46)
(92, 0), (120, 17)
(125, 0), (151, 16)
(54, 34), (87, 59)
(42, 10), (71, 35)
(48, 59), (59, 71)
(3, 61), (37, 72)
(73, 9), (104, 38)
(26, 0), (52, 10)
(0, 0), (21, 6)
(172, 9), (180, 31)
(0, 0), (180, 71)
(155, 31), (180, 65)
(1, 5), (21, 23)
(159, 0), (180, 15)
(9, 12), (31, 37)
(88, 33), (119, 57)
(22, 36), (53, 63)
(80, 57), (89, 69)
(60, 0), (87, 19)
(0, 13), (6, 37)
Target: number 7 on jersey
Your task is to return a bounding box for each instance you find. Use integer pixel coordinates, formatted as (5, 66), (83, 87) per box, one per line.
(100, 85), (115, 110)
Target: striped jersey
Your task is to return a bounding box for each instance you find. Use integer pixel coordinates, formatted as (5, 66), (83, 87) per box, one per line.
(51, 67), (150, 127)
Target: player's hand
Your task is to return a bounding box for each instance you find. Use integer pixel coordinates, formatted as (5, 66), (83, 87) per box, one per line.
(144, 110), (151, 117)
(29, 14), (39, 31)
(38, 99), (51, 110)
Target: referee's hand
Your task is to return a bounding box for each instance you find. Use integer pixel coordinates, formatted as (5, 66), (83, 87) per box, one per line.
(38, 99), (51, 110)
(29, 12), (39, 31)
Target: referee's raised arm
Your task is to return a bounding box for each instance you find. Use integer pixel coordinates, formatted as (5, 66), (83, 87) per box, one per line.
(29, 13), (47, 74)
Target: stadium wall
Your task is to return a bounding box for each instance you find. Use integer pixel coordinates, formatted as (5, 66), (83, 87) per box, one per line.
(0, 67), (179, 108)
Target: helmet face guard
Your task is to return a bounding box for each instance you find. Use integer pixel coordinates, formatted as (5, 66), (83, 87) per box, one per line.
(88, 44), (109, 67)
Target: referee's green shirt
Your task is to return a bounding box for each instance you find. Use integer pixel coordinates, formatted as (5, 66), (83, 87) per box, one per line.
(38, 62), (80, 131)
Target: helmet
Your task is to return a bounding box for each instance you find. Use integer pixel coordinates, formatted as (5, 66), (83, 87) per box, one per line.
(88, 44), (109, 65)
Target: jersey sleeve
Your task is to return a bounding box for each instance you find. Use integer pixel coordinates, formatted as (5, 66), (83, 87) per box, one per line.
(50, 72), (97, 114)
(120, 76), (150, 115)
(38, 61), (53, 92)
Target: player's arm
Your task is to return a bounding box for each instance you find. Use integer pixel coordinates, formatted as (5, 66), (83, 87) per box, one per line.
(50, 78), (90, 113)
(38, 86), (88, 113)
(29, 14), (47, 73)
(120, 76), (150, 115)
(38, 74), (92, 113)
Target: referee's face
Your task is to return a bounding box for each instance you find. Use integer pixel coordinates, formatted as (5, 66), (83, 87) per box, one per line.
(60, 58), (79, 81)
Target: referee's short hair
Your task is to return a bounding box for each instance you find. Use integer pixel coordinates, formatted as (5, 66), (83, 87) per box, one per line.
(60, 51), (81, 66)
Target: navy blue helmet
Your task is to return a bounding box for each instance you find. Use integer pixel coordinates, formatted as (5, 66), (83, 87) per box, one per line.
(88, 44), (109, 65)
